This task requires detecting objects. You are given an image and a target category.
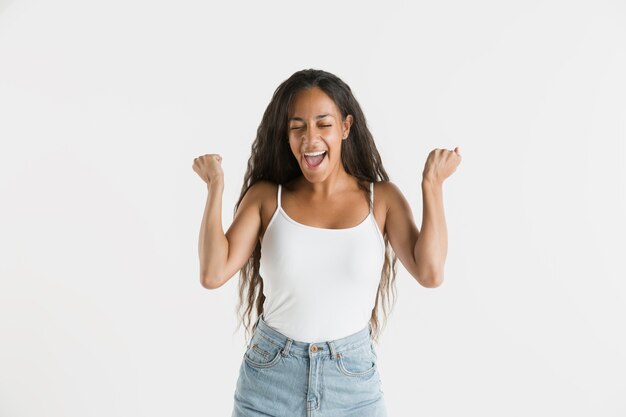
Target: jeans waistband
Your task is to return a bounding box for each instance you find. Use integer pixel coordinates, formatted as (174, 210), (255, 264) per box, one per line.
(253, 314), (373, 359)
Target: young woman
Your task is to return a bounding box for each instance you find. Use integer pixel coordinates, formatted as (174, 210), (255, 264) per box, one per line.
(193, 69), (461, 417)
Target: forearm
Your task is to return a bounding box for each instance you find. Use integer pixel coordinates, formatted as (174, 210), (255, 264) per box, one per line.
(414, 179), (448, 286)
(198, 179), (228, 287)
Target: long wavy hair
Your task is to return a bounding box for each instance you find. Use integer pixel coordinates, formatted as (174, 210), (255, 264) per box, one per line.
(233, 69), (398, 345)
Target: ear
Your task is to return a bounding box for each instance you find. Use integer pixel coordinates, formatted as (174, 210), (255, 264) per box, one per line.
(342, 114), (353, 140)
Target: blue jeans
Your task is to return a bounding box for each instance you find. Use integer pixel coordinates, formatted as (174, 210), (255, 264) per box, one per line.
(231, 314), (387, 417)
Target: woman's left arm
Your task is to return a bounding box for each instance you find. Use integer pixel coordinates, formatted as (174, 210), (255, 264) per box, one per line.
(416, 147), (462, 287)
(414, 178), (447, 287)
(385, 147), (461, 288)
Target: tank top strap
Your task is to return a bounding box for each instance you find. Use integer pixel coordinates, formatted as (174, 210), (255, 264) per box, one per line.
(277, 184), (282, 209)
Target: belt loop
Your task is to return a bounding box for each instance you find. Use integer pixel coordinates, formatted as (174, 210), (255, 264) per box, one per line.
(281, 339), (292, 357)
(328, 341), (339, 360)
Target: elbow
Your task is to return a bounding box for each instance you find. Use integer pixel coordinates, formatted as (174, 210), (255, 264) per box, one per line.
(422, 277), (443, 288)
(417, 269), (444, 288)
(201, 274), (223, 290)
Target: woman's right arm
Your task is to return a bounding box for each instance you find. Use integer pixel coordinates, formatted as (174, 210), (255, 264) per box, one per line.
(194, 154), (262, 289)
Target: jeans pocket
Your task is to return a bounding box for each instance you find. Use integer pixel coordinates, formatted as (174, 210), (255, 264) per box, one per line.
(336, 342), (377, 377)
(243, 333), (283, 369)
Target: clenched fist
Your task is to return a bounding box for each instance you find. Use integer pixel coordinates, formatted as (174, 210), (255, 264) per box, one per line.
(192, 154), (224, 185)
(422, 147), (462, 186)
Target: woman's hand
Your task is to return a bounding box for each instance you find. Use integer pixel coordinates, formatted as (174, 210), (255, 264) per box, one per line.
(192, 154), (224, 185)
(422, 147), (462, 186)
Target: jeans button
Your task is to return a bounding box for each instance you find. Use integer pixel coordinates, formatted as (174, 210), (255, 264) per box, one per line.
(310, 345), (318, 352)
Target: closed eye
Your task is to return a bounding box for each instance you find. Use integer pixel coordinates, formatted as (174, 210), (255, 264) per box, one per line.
(289, 125), (331, 130)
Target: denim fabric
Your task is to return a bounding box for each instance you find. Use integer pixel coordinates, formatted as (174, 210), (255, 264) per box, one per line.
(231, 314), (387, 417)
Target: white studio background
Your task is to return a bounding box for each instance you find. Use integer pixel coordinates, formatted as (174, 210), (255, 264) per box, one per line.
(1, 0), (625, 416)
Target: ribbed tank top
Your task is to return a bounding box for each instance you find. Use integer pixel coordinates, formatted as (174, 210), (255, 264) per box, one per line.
(259, 181), (386, 343)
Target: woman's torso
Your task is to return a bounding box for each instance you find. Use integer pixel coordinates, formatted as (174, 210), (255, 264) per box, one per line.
(256, 176), (388, 343)
(258, 176), (387, 242)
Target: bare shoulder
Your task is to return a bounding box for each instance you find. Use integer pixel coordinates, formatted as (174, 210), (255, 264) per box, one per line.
(373, 180), (405, 214)
(245, 180), (280, 240)
(242, 180), (279, 222)
(370, 180), (409, 237)
(248, 180), (278, 210)
(241, 180), (276, 203)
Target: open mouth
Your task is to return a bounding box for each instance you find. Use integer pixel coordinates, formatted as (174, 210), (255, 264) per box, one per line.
(303, 151), (327, 168)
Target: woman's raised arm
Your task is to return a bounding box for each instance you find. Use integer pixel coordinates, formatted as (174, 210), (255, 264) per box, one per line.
(383, 147), (461, 288)
(193, 154), (263, 289)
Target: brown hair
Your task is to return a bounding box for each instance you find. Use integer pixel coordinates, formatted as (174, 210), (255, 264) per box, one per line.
(233, 69), (398, 345)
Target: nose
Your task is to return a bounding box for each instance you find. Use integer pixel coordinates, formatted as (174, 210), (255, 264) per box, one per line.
(301, 125), (322, 143)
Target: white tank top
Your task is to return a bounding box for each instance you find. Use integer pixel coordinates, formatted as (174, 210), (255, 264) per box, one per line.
(259, 181), (386, 343)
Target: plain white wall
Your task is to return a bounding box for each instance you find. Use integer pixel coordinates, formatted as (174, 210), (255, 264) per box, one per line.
(1, 0), (625, 416)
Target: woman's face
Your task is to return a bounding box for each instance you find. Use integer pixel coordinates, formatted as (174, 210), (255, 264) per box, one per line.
(287, 87), (353, 182)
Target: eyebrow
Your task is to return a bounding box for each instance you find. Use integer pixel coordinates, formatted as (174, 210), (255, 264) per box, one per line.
(288, 114), (335, 122)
